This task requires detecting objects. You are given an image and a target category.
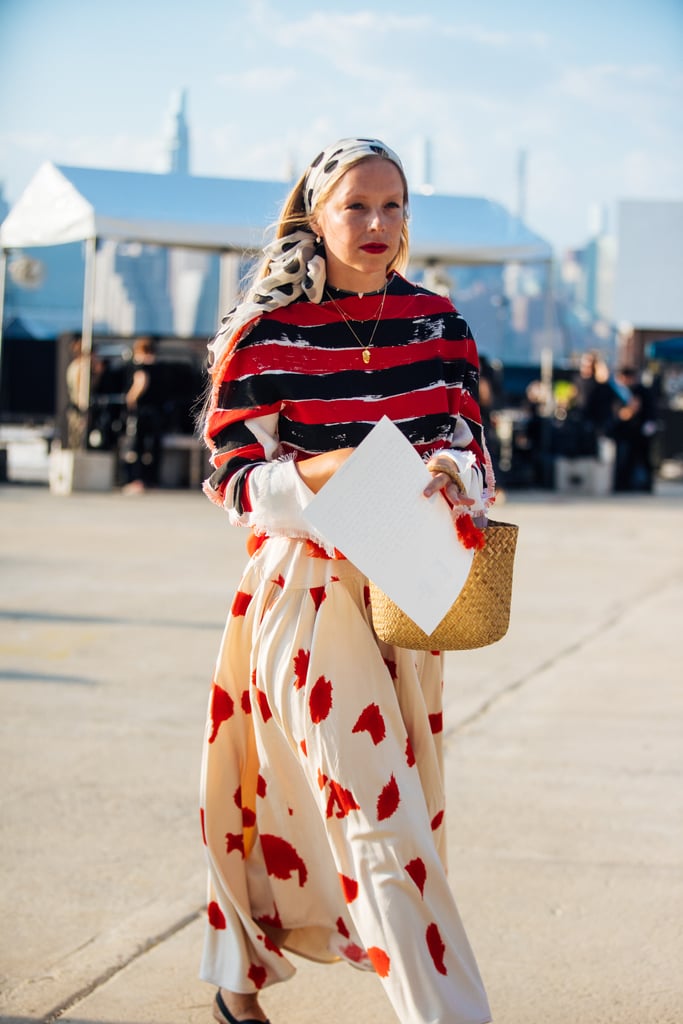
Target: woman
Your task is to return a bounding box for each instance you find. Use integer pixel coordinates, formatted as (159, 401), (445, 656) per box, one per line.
(199, 138), (494, 1024)
(122, 335), (164, 494)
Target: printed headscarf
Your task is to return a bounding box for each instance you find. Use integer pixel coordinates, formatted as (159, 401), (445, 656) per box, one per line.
(207, 138), (404, 371)
(303, 137), (404, 215)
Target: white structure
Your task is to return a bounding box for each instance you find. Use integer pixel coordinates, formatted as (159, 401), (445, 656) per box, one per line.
(0, 161), (553, 262)
(614, 200), (683, 331)
(0, 161), (554, 409)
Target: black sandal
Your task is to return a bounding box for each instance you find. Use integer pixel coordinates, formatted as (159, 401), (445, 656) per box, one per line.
(213, 988), (271, 1024)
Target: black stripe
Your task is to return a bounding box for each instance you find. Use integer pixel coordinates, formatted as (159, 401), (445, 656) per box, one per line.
(242, 310), (471, 353)
(279, 413), (458, 453)
(221, 358), (474, 410)
(207, 419), (259, 450)
(217, 372), (281, 411)
(208, 455), (259, 493)
(232, 466), (252, 513)
(213, 398), (484, 458)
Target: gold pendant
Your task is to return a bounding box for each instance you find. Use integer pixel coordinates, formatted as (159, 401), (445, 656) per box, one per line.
(362, 349), (371, 364)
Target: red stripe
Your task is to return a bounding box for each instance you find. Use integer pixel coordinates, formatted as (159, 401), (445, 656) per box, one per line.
(228, 336), (473, 380)
(269, 288), (455, 328)
(464, 438), (485, 466)
(209, 403), (281, 432)
(459, 391), (482, 426)
(283, 438), (452, 460)
(283, 387), (465, 426)
(241, 470), (253, 511)
(213, 442), (264, 468)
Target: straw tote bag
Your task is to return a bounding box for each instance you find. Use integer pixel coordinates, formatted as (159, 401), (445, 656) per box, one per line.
(369, 520), (519, 651)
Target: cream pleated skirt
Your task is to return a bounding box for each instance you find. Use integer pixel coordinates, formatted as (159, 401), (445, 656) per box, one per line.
(199, 535), (491, 1024)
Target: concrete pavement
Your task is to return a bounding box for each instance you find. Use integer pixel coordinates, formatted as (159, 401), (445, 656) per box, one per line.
(1, 481), (682, 1023)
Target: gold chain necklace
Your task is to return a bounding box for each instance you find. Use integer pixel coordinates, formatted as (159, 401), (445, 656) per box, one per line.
(325, 281), (388, 364)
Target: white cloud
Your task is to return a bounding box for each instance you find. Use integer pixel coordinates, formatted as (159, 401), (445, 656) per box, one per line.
(440, 23), (549, 49)
(556, 61), (680, 120)
(258, 3), (550, 52)
(248, 5), (548, 83)
(214, 67), (298, 91)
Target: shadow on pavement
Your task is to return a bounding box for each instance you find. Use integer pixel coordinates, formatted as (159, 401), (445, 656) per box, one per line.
(0, 669), (97, 686)
(1, 1019), (159, 1024)
(0, 609), (223, 631)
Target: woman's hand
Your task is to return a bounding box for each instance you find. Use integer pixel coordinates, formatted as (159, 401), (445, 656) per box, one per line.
(297, 447), (477, 508)
(296, 448), (355, 494)
(423, 454), (475, 507)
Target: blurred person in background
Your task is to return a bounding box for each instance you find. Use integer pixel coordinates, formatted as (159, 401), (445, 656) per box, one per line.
(64, 331), (103, 448)
(611, 366), (658, 492)
(477, 354), (501, 478)
(571, 350), (615, 456)
(121, 335), (164, 494)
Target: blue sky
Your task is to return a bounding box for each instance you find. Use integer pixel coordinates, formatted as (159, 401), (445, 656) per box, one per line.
(1, 0), (681, 253)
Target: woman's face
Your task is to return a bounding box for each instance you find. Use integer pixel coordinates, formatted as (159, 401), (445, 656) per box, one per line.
(312, 157), (406, 293)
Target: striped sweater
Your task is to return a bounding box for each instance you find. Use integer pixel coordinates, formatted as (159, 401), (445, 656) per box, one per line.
(204, 273), (489, 527)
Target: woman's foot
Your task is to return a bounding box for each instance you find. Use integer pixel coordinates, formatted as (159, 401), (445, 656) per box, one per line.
(213, 988), (270, 1024)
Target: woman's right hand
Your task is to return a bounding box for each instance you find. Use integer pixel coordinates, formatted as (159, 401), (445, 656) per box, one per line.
(295, 448), (354, 494)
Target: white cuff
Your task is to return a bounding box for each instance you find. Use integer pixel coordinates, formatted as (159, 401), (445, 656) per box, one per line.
(437, 449), (487, 514)
(227, 459), (332, 550)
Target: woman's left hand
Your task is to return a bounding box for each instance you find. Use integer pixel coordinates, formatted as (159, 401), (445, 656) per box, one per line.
(423, 454), (475, 506)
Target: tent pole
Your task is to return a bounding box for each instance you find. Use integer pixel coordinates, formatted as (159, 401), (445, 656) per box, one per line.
(541, 258), (556, 409)
(217, 250), (241, 322)
(542, 257), (556, 355)
(77, 236), (97, 447)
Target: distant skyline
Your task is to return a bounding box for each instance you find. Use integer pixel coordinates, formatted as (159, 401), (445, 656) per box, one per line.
(1, 0), (682, 254)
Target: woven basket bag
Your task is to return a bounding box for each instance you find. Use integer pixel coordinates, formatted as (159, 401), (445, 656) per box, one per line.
(369, 520), (519, 651)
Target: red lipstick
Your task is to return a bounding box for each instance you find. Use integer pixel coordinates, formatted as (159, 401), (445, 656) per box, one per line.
(361, 243), (388, 253)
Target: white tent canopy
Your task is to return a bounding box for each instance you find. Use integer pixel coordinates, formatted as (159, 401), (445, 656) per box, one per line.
(0, 162), (288, 252)
(0, 162), (553, 415)
(0, 161), (552, 264)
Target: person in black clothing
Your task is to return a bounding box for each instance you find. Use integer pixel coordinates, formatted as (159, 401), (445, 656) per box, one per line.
(611, 366), (658, 492)
(477, 354), (501, 478)
(571, 350), (615, 456)
(121, 335), (164, 493)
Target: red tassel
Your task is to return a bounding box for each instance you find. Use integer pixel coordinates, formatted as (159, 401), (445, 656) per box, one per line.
(455, 514), (486, 550)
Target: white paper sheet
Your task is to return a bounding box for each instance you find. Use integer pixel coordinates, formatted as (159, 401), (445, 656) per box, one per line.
(303, 417), (474, 634)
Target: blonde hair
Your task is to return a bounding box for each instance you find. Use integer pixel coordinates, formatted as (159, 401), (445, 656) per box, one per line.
(249, 154), (410, 290)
